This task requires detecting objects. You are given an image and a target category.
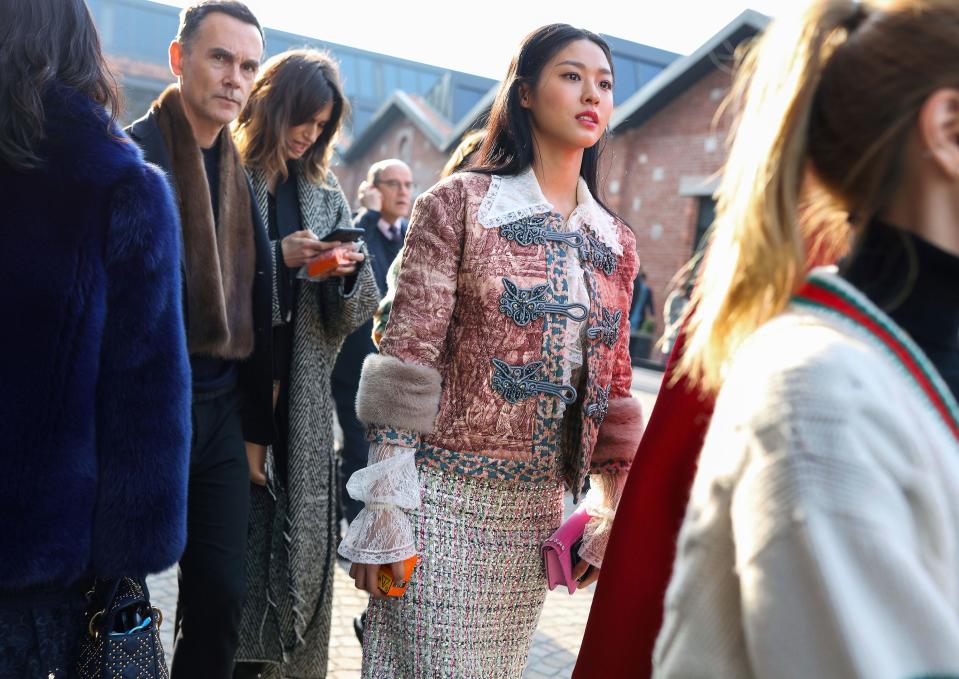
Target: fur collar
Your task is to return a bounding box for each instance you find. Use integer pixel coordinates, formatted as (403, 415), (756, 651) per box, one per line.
(154, 85), (254, 359)
(39, 81), (143, 188)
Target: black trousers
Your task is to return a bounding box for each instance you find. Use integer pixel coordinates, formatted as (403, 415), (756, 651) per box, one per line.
(332, 378), (369, 524)
(171, 388), (249, 679)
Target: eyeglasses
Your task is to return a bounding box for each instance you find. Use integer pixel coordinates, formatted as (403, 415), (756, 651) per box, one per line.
(376, 179), (414, 192)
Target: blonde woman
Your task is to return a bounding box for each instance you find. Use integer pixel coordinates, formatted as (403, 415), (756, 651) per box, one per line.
(653, 1), (959, 677)
(232, 49), (379, 679)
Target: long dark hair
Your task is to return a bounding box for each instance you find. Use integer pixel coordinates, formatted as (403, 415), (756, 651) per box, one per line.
(235, 49), (349, 186)
(473, 24), (616, 213)
(0, 0), (120, 171)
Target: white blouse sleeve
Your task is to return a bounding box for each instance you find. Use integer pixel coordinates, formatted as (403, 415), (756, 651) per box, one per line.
(577, 470), (628, 568)
(337, 443), (420, 564)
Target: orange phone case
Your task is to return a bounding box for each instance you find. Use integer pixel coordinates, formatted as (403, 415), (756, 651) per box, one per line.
(305, 249), (349, 278)
(377, 556), (420, 597)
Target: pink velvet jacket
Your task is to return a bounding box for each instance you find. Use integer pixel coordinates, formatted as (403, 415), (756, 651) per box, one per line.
(356, 171), (643, 498)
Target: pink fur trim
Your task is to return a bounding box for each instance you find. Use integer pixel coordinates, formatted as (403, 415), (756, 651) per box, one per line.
(591, 397), (644, 464)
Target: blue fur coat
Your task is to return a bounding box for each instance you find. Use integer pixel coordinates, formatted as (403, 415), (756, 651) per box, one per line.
(0, 82), (191, 591)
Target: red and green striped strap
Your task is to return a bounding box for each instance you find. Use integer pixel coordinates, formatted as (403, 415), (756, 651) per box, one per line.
(793, 274), (959, 441)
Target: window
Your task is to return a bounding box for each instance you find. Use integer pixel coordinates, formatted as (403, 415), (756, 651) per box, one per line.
(96, 3), (177, 63)
(612, 55), (638, 101)
(418, 72), (440, 93)
(397, 132), (412, 162)
(693, 196), (716, 253)
(399, 68), (419, 93)
(382, 63), (400, 95)
(338, 55), (357, 96)
(357, 58), (375, 98)
(352, 107), (374, 134)
(453, 86), (485, 122)
(638, 62), (664, 88)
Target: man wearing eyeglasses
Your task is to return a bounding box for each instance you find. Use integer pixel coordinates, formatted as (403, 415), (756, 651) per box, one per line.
(332, 158), (414, 528)
(353, 159), (413, 292)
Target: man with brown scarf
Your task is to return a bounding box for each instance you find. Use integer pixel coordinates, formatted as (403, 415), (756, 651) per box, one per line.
(125, 2), (272, 677)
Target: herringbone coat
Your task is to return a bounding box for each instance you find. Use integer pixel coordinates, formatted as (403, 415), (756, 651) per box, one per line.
(236, 165), (379, 678)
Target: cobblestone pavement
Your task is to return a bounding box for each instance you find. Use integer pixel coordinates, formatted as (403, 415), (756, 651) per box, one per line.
(147, 559), (595, 679)
(147, 366), (663, 677)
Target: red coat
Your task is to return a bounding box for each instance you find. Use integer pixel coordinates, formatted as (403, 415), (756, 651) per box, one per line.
(573, 329), (715, 678)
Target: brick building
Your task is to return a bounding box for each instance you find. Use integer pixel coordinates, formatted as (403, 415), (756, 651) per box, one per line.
(332, 11), (769, 357)
(605, 10), (768, 347)
(335, 91), (454, 208)
(87, 0), (495, 132)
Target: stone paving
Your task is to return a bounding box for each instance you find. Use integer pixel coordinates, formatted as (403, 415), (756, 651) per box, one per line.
(147, 557), (596, 679)
(147, 366), (663, 677)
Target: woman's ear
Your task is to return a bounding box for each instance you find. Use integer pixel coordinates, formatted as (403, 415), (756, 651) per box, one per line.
(518, 82), (531, 110)
(918, 88), (959, 179)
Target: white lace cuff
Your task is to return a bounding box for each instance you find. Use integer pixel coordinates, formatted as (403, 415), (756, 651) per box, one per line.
(338, 504), (417, 564)
(578, 471), (628, 569)
(337, 444), (420, 564)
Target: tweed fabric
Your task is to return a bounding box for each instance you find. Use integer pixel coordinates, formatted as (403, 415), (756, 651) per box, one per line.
(236, 166), (379, 679)
(361, 465), (565, 678)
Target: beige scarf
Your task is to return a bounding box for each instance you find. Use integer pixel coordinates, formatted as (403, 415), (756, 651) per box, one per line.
(154, 85), (255, 359)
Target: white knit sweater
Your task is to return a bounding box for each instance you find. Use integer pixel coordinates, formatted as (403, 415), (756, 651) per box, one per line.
(653, 271), (959, 679)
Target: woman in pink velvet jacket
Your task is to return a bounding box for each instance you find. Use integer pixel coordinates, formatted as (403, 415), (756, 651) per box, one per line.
(338, 24), (644, 678)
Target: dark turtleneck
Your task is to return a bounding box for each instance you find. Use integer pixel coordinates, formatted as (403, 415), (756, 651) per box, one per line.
(840, 219), (959, 401)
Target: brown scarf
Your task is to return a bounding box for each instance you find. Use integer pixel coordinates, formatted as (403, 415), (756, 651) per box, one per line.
(154, 85), (255, 359)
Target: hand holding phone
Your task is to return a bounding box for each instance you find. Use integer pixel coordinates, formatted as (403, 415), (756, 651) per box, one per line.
(358, 180), (382, 211)
(281, 229), (335, 268)
(321, 227), (365, 243)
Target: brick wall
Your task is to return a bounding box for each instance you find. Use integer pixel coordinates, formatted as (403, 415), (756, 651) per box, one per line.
(333, 118), (449, 214)
(604, 68), (735, 347)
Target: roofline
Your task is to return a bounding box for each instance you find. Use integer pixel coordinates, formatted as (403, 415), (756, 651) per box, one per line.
(342, 90), (449, 161)
(610, 9), (769, 131)
(442, 85), (498, 152)
(103, 0), (495, 81)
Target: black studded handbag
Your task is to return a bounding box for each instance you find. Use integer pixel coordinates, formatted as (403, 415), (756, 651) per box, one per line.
(75, 577), (168, 678)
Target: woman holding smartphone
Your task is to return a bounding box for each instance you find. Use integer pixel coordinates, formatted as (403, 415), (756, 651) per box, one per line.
(232, 48), (379, 679)
(339, 24), (644, 677)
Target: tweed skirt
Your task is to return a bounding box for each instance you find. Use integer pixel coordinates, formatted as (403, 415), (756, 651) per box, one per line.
(361, 464), (565, 679)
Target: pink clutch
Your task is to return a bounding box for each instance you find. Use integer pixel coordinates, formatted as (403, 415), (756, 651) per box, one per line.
(542, 508), (591, 594)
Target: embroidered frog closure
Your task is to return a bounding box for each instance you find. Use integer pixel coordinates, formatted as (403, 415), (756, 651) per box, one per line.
(586, 308), (623, 347)
(490, 358), (577, 405)
(498, 277), (589, 327)
(498, 213), (585, 248)
(585, 384), (611, 423)
(579, 233), (618, 276)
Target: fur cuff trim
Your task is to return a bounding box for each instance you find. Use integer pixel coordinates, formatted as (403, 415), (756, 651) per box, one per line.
(356, 354), (442, 433)
(591, 397), (644, 464)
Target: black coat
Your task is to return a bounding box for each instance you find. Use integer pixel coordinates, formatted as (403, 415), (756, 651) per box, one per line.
(126, 110), (274, 445)
(331, 209), (405, 389)
(0, 83), (191, 589)
(353, 208), (407, 293)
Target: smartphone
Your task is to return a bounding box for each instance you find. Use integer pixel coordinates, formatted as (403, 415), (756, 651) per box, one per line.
(321, 227), (365, 242)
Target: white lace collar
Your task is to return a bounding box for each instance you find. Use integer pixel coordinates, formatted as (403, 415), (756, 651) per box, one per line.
(477, 167), (622, 255)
